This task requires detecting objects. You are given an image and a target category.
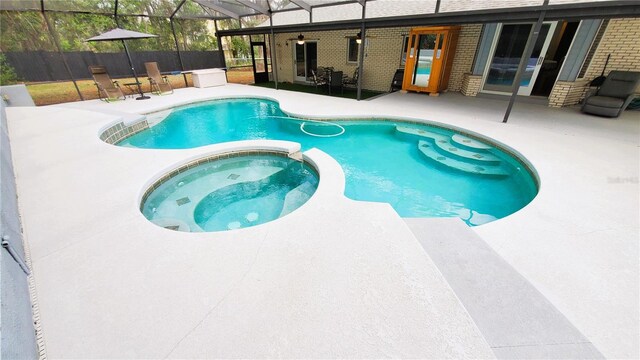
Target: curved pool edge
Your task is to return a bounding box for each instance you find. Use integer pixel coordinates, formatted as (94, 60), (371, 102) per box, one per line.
(8, 103), (502, 358)
(108, 95), (541, 189)
(135, 140), (348, 234)
(96, 94), (540, 227)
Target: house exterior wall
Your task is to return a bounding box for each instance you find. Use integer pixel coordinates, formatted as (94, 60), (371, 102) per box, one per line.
(548, 18), (640, 107)
(448, 24), (483, 92)
(273, 24), (481, 93)
(271, 18), (638, 105)
(274, 27), (409, 92)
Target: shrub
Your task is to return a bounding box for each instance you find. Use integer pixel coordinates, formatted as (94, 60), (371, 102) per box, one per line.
(0, 54), (19, 85)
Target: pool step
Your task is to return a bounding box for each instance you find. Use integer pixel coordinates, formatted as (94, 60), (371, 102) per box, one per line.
(432, 138), (501, 165)
(396, 125), (450, 143)
(451, 134), (492, 151)
(418, 140), (509, 177)
(396, 125), (501, 165)
(280, 181), (316, 217)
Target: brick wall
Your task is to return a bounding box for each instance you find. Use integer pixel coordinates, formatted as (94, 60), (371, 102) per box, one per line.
(548, 80), (590, 107)
(583, 18), (640, 80)
(548, 18), (640, 107)
(461, 74), (482, 96)
(274, 24), (480, 93)
(448, 24), (482, 92)
(275, 28), (410, 92)
(359, 27), (410, 91)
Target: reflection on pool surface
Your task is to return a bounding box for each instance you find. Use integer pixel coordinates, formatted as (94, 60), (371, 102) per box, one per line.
(142, 154), (319, 232)
(122, 98), (538, 226)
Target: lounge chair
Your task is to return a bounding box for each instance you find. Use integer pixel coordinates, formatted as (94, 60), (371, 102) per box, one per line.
(144, 62), (174, 95)
(581, 70), (640, 117)
(89, 65), (125, 102)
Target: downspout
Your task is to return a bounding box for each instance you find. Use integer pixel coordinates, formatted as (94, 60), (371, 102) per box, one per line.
(41, 0), (84, 101)
(503, 0), (549, 123)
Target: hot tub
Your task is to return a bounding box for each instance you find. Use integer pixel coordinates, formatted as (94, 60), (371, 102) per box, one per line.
(141, 152), (319, 232)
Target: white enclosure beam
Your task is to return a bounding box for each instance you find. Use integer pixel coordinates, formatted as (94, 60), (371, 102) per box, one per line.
(290, 0), (311, 12)
(236, 0), (270, 15)
(194, 0), (240, 19)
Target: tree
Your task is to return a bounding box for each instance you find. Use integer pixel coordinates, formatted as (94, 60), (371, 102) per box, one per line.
(230, 36), (249, 58)
(0, 0), (220, 53)
(0, 11), (54, 52)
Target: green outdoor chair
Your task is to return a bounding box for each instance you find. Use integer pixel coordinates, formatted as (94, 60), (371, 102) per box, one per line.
(582, 70), (640, 118)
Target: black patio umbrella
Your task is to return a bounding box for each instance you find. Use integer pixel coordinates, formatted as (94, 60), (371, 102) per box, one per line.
(87, 28), (158, 100)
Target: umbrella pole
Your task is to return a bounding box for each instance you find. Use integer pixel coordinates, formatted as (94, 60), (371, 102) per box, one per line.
(121, 39), (149, 100)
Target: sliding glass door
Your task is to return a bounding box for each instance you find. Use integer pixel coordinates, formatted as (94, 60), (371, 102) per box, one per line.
(482, 22), (556, 95)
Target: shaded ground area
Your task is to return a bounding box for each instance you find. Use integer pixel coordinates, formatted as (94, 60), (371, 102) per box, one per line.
(252, 81), (383, 100)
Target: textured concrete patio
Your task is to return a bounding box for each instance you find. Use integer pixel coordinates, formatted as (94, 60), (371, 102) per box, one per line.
(6, 84), (639, 358)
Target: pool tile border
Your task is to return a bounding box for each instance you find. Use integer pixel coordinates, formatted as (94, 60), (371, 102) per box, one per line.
(105, 96), (539, 189)
(139, 150), (314, 212)
(100, 119), (150, 145)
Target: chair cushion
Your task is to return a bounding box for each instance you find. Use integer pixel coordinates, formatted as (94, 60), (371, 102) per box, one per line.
(597, 70), (640, 98)
(585, 95), (625, 108)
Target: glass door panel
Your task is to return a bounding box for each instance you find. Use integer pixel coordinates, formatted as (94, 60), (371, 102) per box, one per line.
(295, 43), (306, 81)
(412, 34), (437, 87)
(305, 42), (317, 80)
(518, 22), (555, 95)
(250, 42), (269, 83)
(294, 42), (318, 82)
(483, 22), (555, 95)
(253, 45), (266, 72)
(484, 24), (532, 92)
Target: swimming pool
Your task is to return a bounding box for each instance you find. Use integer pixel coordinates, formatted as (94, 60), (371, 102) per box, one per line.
(120, 98), (538, 226)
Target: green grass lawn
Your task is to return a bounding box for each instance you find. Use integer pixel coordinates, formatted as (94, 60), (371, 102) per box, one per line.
(252, 81), (384, 100)
(20, 69), (382, 106)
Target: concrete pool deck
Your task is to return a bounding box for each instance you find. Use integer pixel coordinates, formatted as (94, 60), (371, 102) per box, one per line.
(5, 84), (639, 358)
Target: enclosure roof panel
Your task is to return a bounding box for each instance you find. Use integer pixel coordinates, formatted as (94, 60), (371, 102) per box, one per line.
(115, 0), (178, 17)
(45, 0), (115, 14)
(1, 0), (637, 27)
(86, 27), (159, 41)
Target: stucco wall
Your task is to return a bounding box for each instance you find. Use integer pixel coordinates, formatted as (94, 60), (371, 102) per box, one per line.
(0, 100), (38, 359)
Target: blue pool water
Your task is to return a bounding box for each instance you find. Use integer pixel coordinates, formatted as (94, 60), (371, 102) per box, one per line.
(416, 67), (431, 75)
(122, 98), (537, 226)
(142, 155), (318, 232)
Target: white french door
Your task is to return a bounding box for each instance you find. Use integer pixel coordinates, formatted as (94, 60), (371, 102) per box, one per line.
(293, 41), (317, 82)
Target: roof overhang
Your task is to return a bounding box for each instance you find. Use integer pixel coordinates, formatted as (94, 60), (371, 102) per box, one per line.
(218, 0), (640, 36)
